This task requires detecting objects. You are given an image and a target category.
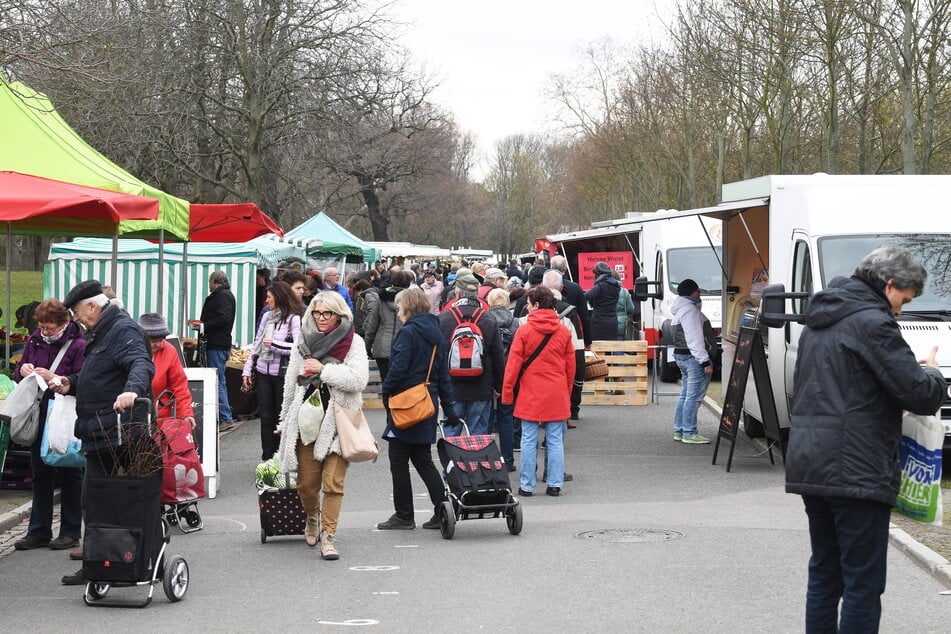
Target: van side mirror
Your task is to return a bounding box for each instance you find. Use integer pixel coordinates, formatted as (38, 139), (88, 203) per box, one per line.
(634, 276), (663, 302)
(760, 283), (809, 328)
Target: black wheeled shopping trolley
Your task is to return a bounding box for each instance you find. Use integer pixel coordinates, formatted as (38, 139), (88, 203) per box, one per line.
(81, 398), (190, 607)
(435, 420), (522, 539)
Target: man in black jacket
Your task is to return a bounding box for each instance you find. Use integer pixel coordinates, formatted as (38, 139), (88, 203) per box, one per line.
(550, 256), (591, 421)
(438, 273), (504, 437)
(53, 279), (154, 585)
(785, 246), (944, 633)
(200, 271), (237, 430)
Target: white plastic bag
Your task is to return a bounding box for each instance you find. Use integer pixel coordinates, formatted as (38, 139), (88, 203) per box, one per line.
(46, 394), (78, 455)
(895, 413), (944, 525)
(0, 372), (47, 445)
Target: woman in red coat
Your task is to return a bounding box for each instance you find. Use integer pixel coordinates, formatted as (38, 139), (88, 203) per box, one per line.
(139, 313), (195, 426)
(501, 286), (575, 497)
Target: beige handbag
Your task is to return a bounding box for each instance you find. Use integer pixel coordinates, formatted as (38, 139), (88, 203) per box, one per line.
(333, 402), (378, 463)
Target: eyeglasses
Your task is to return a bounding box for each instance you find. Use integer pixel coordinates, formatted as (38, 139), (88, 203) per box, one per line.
(312, 310), (336, 320)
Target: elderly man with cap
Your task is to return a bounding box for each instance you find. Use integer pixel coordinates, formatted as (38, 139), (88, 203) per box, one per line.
(478, 267), (507, 301)
(51, 280), (154, 585)
(670, 278), (716, 444)
(438, 272), (504, 436)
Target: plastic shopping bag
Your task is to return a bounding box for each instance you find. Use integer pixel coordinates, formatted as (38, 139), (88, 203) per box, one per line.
(41, 395), (85, 468)
(46, 394), (77, 454)
(894, 413), (944, 525)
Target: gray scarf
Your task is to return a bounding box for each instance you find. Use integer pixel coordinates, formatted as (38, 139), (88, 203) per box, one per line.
(296, 313), (354, 387)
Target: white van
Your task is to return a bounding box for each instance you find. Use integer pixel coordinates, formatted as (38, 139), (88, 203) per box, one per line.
(635, 216), (724, 380)
(636, 174), (951, 445)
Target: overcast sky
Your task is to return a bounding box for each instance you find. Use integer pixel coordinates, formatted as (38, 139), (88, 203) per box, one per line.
(390, 0), (677, 178)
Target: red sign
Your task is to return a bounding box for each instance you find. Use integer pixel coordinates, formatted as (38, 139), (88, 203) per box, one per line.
(577, 251), (634, 291)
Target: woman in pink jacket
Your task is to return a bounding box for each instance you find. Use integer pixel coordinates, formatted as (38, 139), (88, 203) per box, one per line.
(501, 286), (575, 497)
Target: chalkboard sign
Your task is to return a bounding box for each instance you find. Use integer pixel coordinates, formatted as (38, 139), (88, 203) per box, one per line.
(713, 326), (784, 471)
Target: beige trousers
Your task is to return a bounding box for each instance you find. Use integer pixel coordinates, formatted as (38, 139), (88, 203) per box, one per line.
(295, 440), (348, 534)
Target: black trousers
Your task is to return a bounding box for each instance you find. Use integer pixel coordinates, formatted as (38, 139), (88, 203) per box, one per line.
(255, 371), (284, 460)
(571, 349), (584, 417)
(387, 437), (445, 521)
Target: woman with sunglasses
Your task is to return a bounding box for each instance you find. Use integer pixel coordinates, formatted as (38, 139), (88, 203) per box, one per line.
(243, 281), (304, 460)
(274, 291), (369, 559)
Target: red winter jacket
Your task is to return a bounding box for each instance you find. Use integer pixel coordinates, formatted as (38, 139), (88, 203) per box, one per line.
(152, 340), (195, 421)
(501, 309), (575, 422)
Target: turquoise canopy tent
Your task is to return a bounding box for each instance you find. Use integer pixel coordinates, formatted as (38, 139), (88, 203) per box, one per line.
(284, 212), (379, 263)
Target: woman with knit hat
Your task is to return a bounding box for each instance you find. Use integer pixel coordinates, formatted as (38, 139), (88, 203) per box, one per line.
(139, 313), (195, 426)
(584, 261), (622, 341)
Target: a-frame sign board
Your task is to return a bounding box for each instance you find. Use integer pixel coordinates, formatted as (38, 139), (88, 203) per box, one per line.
(712, 326), (786, 472)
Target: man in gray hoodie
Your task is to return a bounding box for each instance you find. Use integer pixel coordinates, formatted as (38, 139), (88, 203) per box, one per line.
(670, 278), (716, 444)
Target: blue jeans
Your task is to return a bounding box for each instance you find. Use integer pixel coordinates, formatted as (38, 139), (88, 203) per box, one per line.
(494, 400), (515, 466)
(802, 495), (891, 634)
(445, 400), (492, 437)
(206, 349), (233, 423)
(519, 421), (565, 491)
(673, 353), (711, 437)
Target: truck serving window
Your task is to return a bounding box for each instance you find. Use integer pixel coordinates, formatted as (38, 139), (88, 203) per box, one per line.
(667, 246), (723, 294)
(818, 234), (951, 312)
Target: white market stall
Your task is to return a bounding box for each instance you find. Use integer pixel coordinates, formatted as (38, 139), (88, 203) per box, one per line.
(44, 236), (305, 346)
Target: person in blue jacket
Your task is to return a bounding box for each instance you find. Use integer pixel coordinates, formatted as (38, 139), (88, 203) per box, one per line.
(377, 287), (461, 530)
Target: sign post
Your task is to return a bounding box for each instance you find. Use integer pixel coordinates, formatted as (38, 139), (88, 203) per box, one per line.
(712, 326), (785, 471)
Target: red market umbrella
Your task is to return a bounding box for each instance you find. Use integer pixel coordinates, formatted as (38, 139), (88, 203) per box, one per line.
(188, 203), (283, 242)
(0, 171), (159, 235)
(0, 170), (160, 367)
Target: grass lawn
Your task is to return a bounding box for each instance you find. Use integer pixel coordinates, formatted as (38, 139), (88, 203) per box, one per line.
(0, 270), (45, 333)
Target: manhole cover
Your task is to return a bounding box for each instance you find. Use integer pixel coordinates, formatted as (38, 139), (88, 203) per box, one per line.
(574, 529), (685, 543)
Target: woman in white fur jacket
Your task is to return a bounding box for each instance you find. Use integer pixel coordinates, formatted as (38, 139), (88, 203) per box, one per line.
(275, 291), (369, 559)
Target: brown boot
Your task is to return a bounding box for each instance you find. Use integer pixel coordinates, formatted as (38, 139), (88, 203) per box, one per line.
(304, 515), (320, 547)
(69, 547), (83, 561)
(320, 533), (339, 560)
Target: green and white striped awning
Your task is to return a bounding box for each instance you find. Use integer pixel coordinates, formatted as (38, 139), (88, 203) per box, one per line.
(45, 237), (306, 346)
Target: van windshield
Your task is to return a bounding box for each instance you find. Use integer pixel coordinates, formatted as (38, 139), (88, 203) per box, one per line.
(818, 234), (951, 312)
(668, 247), (723, 294)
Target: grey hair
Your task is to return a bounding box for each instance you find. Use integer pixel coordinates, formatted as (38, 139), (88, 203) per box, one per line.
(854, 245), (927, 296)
(542, 269), (563, 290)
(90, 294), (110, 307)
(456, 287), (479, 300)
(210, 270), (229, 285)
(550, 255), (568, 272)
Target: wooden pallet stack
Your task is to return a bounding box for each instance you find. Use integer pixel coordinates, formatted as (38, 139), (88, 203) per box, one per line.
(581, 340), (649, 406)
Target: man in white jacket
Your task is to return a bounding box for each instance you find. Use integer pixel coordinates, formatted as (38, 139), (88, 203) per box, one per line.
(670, 278), (715, 444)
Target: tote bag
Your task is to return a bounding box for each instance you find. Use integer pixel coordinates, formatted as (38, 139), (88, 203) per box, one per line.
(333, 403), (378, 463)
(0, 373), (47, 445)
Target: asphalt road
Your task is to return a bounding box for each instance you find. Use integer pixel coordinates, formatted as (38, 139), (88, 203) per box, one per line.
(1, 395), (949, 632)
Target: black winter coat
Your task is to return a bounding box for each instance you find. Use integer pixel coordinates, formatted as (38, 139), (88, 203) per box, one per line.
(68, 305), (155, 452)
(381, 313), (455, 444)
(785, 276), (945, 506)
(561, 279), (592, 346)
(584, 274), (621, 341)
(200, 283), (237, 350)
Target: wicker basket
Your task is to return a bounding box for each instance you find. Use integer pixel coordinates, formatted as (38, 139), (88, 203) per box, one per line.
(584, 354), (609, 380)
